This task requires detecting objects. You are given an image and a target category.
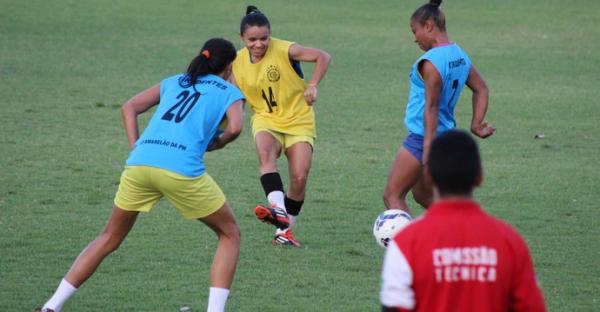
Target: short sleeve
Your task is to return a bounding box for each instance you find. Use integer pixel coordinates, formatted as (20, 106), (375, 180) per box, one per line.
(380, 241), (416, 310)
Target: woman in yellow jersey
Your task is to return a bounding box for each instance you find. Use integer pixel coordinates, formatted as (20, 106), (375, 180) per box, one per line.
(231, 5), (331, 247)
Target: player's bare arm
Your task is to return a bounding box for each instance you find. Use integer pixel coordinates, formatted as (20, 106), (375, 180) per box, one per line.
(466, 66), (495, 138)
(288, 43), (331, 104)
(121, 84), (160, 149)
(208, 100), (245, 151)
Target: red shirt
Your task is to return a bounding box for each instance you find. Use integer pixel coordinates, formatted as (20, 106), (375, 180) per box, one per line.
(380, 199), (546, 312)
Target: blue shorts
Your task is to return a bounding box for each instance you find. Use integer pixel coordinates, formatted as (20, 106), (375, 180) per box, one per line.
(402, 132), (424, 163)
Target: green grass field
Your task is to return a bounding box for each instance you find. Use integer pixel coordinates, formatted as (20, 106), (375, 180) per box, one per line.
(1, 0), (599, 310)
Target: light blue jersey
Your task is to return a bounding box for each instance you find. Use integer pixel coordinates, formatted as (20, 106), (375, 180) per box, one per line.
(404, 44), (472, 136)
(126, 74), (244, 177)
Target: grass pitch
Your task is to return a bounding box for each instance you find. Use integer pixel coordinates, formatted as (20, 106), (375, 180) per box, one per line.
(1, 0), (599, 310)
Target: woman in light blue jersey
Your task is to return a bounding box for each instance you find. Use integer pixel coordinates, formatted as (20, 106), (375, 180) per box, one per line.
(37, 38), (245, 312)
(383, 0), (495, 216)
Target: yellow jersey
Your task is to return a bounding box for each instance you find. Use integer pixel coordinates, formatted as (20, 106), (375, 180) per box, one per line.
(233, 38), (315, 137)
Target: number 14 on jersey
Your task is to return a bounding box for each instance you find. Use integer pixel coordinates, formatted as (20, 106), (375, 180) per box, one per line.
(261, 87), (277, 113)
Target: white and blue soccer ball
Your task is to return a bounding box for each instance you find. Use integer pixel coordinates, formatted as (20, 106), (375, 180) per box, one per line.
(373, 209), (413, 248)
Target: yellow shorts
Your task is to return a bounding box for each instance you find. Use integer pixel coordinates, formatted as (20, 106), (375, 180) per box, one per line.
(253, 128), (314, 150)
(114, 166), (225, 219)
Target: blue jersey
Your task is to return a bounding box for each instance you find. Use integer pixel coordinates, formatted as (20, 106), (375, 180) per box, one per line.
(126, 74), (244, 177)
(404, 44), (472, 135)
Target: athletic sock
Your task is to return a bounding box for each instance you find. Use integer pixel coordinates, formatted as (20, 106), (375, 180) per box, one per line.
(207, 287), (230, 312)
(267, 191), (285, 210)
(260, 173), (286, 210)
(43, 278), (78, 312)
(284, 196), (304, 228)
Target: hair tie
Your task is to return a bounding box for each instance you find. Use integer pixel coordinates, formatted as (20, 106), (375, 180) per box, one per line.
(201, 50), (211, 59)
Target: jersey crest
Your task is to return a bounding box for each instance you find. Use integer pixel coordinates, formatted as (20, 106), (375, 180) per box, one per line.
(266, 65), (280, 82)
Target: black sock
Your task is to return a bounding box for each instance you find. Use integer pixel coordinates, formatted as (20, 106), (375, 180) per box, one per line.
(284, 196), (303, 216)
(260, 172), (284, 197)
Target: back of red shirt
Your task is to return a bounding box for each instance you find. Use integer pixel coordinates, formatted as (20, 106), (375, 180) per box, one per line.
(388, 200), (546, 312)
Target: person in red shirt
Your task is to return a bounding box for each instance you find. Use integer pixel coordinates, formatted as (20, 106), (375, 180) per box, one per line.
(380, 130), (546, 312)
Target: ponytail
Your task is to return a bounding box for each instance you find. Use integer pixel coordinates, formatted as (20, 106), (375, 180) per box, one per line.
(246, 5), (259, 15)
(186, 38), (236, 85)
(240, 5), (271, 34)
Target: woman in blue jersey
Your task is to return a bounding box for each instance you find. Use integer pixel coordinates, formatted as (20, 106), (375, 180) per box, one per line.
(37, 38), (245, 312)
(383, 0), (495, 216)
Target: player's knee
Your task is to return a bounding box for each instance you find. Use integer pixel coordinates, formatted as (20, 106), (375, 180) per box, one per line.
(257, 153), (269, 165)
(383, 186), (406, 203)
(413, 193), (432, 208)
(382, 191), (391, 206)
(231, 225), (241, 244)
(290, 173), (307, 189)
(257, 150), (276, 166)
(97, 232), (125, 253)
(222, 224), (241, 246)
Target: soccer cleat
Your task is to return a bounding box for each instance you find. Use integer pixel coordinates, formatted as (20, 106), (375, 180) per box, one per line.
(35, 308), (55, 312)
(273, 229), (300, 247)
(254, 205), (290, 229)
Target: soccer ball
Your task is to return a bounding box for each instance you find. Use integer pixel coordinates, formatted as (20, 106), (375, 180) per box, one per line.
(373, 209), (412, 248)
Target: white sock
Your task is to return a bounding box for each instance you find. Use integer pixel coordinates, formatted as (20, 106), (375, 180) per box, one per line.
(267, 191), (286, 211)
(207, 287), (230, 312)
(43, 278), (78, 312)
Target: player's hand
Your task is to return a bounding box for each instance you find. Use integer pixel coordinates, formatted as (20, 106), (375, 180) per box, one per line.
(471, 121), (495, 139)
(207, 137), (224, 152)
(304, 85), (318, 105)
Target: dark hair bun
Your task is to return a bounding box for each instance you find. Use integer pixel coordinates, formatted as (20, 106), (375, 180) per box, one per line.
(430, 0), (442, 7)
(246, 5), (260, 15)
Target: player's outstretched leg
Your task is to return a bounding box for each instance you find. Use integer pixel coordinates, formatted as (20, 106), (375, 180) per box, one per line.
(38, 207), (139, 312)
(272, 142), (312, 247)
(254, 132), (290, 230)
(199, 202), (240, 312)
(383, 147), (422, 214)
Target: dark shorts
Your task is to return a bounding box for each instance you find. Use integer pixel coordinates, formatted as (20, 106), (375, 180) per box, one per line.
(402, 132), (424, 164)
